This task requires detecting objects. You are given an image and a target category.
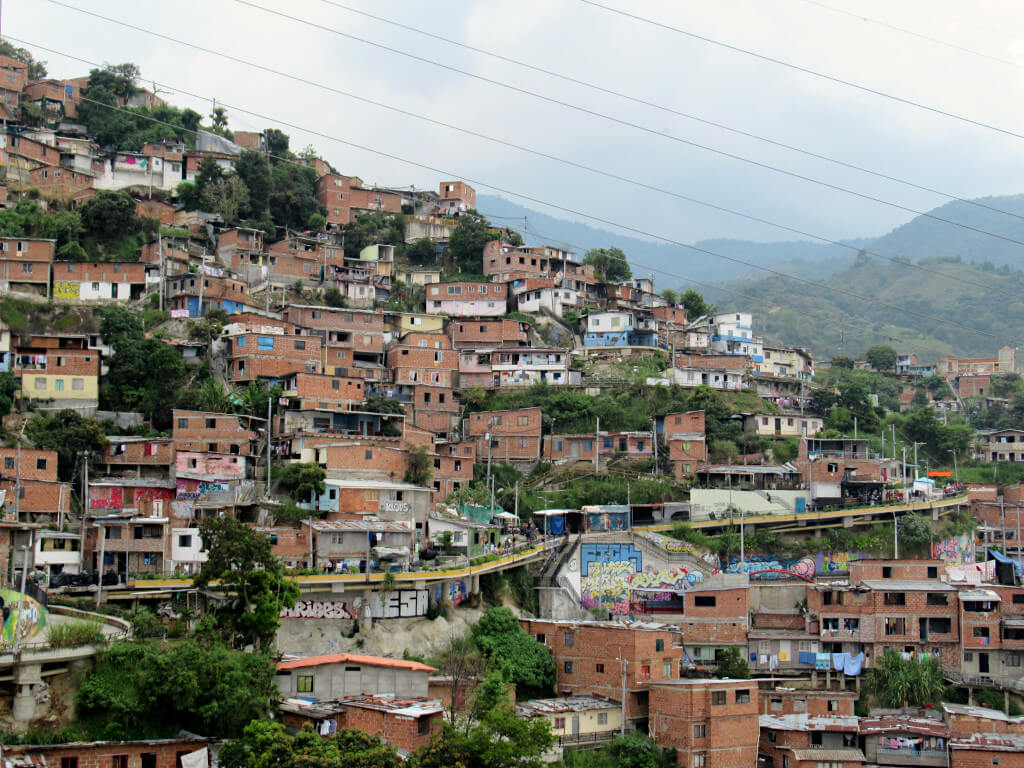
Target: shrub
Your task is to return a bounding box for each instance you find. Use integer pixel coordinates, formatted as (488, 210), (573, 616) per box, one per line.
(47, 620), (105, 649)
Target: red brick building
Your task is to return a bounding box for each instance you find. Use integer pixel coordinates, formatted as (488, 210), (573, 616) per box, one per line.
(282, 305), (386, 380)
(1, 736), (213, 768)
(172, 410), (261, 456)
(387, 333), (460, 434)
(227, 331), (322, 382)
(451, 318), (530, 349)
(0, 236), (55, 296)
(679, 586), (749, 651)
(665, 410), (707, 481)
(315, 173), (403, 228)
(279, 696), (444, 754)
(649, 678), (759, 768)
(519, 619), (682, 727)
(467, 407), (543, 463)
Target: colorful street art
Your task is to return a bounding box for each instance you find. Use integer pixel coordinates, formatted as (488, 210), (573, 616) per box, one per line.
(52, 281), (80, 300)
(723, 551), (869, 579)
(579, 544), (704, 614)
(431, 580), (468, 608)
(932, 534), (975, 566)
(278, 590), (431, 621)
(90, 486), (123, 510)
(0, 588), (46, 645)
(280, 600), (357, 619)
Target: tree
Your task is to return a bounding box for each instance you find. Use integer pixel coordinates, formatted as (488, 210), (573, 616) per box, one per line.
(195, 516), (299, 650)
(221, 721), (402, 768)
(25, 410), (109, 481)
(365, 394), (405, 437)
(405, 445), (433, 486)
(265, 128), (290, 156)
(447, 212), (494, 274)
(898, 513), (933, 555)
(76, 639), (277, 740)
(200, 174), (249, 223)
(583, 246), (631, 282)
(277, 462), (327, 507)
(437, 631), (485, 722)
(713, 646), (750, 679)
(0, 40), (46, 79)
(866, 344), (898, 371)
(98, 306), (145, 349)
(103, 337), (188, 429)
(269, 162), (321, 230)
(233, 150), (271, 219)
(176, 376), (236, 414)
(79, 191), (138, 242)
(562, 731), (675, 768)
(324, 287), (348, 308)
(0, 371), (18, 417)
(661, 288), (679, 306)
(470, 607), (555, 698)
(407, 237), (437, 265)
(412, 669), (552, 768)
(210, 106), (229, 130)
(680, 289), (713, 320)
(865, 651), (945, 708)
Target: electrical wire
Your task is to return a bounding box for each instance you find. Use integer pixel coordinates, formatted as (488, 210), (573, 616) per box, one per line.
(17, 40), (1006, 343)
(311, 0), (1024, 228)
(26, 13), (1024, 302)
(577, 0), (1024, 142)
(45, 0), (1024, 257)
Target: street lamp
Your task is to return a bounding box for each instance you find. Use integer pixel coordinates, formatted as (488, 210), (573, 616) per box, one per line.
(948, 448), (959, 484)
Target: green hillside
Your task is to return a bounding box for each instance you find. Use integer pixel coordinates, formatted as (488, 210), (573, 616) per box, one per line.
(730, 253), (1024, 361)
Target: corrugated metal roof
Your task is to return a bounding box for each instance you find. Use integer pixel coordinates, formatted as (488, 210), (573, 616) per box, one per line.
(760, 714), (860, 732)
(516, 696), (617, 717)
(950, 733), (1024, 751)
(858, 715), (949, 737)
(307, 520), (412, 533)
(277, 653), (437, 673)
(942, 702), (1024, 723)
(787, 748), (865, 761)
(959, 588), (1002, 601)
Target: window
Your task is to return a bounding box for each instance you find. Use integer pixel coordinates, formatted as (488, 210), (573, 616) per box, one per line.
(140, 755), (156, 768)
(597, 712), (608, 725)
(60, 758), (78, 768)
(21, 263), (32, 273)
(34, 377), (46, 390)
(974, 627), (991, 639)
(693, 755), (705, 768)
(110, 757), (128, 768)
(54, 378), (64, 392)
(1015, 594), (1024, 604)
(810, 732), (823, 746)
(72, 378), (84, 390)
(36, 457), (47, 470)
(735, 689), (751, 704)
(884, 592), (906, 606)
(929, 617), (952, 634)
(294, 340), (306, 350)
(882, 566), (893, 578)
(693, 724), (706, 738)
(884, 617), (906, 635)
(1007, 654), (1022, 667)
(694, 595), (716, 607)
(927, 593), (949, 606)
(257, 336), (274, 350)
(564, 632), (574, 646)
(296, 675), (314, 693)
(596, 663), (604, 673)
(711, 690), (727, 705)
(4, 458), (12, 469)
(639, 664), (650, 680)
(663, 661), (673, 677)
(365, 450), (373, 460)
(928, 566), (938, 578)
(564, 661), (573, 674)
(827, 462), (838, 472)
(536, 633), (546, 644)
(554, 717), (565, 730)
(827, 699), (839, 712)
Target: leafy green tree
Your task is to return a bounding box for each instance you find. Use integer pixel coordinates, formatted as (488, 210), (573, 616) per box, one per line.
(324, 287), (348, 308)
(210, 106), (229, 130)
(911, 389), (929, 409)
(269, 162), (321, 231)
(234, 150), (271, 219)
(405, 445), (433, 486)
(680, 289), (714, 320)
(200, 174), (249, 223)
(265, 128), (290, 156)
(865, 651), (946, 708)
(102, 337), (188, 429)
(25, 410), (108, 481)
(583, 246), (631, 282)
(76, 639), (276, 740)
(221, 721), (402, 768)
(79, 191), (138, 242)
(831, 356), (855, 369)
(447, 212), (495, 274)
(412, 668), (552, 768)
(407, 237), (437, 265)
(661, 288), (679, 306)
(898, 513), (933, 555)
(277, 462), (327, 507)
(0, 371), (19, 417)
(865, 344), (898, 371)
(98, 305), (144, 349)
(307, 212), (327, 232)
(471, 607), (555, 697)
(176, 376), (236, 414)
(366, 394), (405, 437)
(713, 646), (750, 679)
(195, 516), (300, 650)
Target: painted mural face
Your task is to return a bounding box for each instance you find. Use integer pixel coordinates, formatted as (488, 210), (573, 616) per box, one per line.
(0, 589), (47, 645)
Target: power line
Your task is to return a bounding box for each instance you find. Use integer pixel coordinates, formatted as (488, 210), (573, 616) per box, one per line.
(312, 0), (1024, 228)
(796, 0), (1021, 68)
(33, 10), (1024, 301)
(577, 0), (1024, 143)
(20, 40), (1003, 343)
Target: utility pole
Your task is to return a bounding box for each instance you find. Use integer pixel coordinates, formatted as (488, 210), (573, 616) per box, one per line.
(594, 416), (600, 475)
(902, 446), (908, 493)
(1001, 495), (1007, 556)
(913, 442), (925, 481)
(652, 420), (658, 475)
(514, 480), (519, 522)
(891, 424), (897, 460)
(14, 424), (21, 522)
(892, 510), (899, 559)
(265, 399), (273, 498)
(950, 448), (959, 484)
(198, 248), (206, 317)
(618, 658), (628, 735)
(12, 542), (29, 653)
(486, 418), (494, 490)
(95, 523), (106, 607)
(853, 416), (857, 439)
(158, 234), (164, 311)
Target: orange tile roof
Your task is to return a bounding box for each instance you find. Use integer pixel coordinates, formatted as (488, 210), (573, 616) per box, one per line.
(277, 653), (437, 673)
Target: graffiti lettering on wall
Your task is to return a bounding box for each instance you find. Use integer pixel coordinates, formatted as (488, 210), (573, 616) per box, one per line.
(175, 479), (229, 501)
(932, 534), (975, 566)
(53, 281), (80, 300)
(90, 486), (124, 510)
(581, 544), (642, 575)
(280, 600), (357, 620)
(431, 580), (468, 608)
(279, 590), (430, 621)
(580, 559), (704, 615)
(639, 532), (719, 568)
(0, 588), (46, 645)
(723, 551), (869, 579)
(135, 487), (174, 503)
(170, 500), (195, 521)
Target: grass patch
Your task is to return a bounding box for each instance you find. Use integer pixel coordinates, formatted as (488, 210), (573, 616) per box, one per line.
(47, 620), (105, 648)
(0, 297), (31, 331)
(52, 312), (79, 331)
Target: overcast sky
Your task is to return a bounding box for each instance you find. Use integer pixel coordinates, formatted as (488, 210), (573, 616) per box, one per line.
(10, 0), (1024, 245)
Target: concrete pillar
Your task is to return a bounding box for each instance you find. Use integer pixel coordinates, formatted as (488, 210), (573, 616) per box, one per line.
(1006, 689), (1011, 714)
(968, 687), (974, 706)
(470, 574), (480, 596)
(11, 662), (42, 726)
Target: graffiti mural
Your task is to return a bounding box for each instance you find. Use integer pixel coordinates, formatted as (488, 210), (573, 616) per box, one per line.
(90, 486), (124, 510)
(580, 563), (704, 614)
(52, 281), (80, 300)
(135, 487), (174, 504)
(431, 580), (468, 607)
(281, 600), (357, 619)
(723, 551), (869, 579)
(0, 588), (46, 645)
(932, 534), (975, 566)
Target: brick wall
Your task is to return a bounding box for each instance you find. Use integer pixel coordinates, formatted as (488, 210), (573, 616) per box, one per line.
(452, 318), (529, 348)
(0, 448), (59, 481)
(2, 738), (211, 768)
(341, 705), (441, 754)
(172, 410), (258, 455)
(321, 443), (408, 477)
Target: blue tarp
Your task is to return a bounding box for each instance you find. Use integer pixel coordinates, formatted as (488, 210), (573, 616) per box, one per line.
(548, 515), (565, 535)
(797, 650), (816, 666)
(989, 548), (1023, 581)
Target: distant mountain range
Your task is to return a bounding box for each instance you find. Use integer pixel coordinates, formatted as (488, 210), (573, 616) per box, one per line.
(477, 193), (1024, 361)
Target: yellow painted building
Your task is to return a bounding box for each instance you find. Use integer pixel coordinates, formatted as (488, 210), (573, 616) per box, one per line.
(392, 312), (445, 335)
(395, 267), (442, 287)
(21, 372), (99, 405)
(515, 696), (621, 743)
